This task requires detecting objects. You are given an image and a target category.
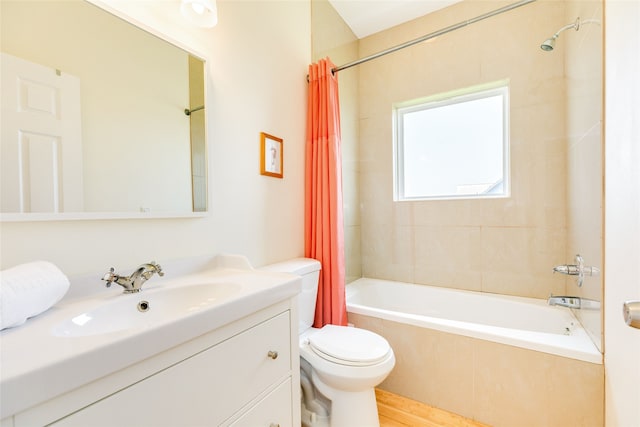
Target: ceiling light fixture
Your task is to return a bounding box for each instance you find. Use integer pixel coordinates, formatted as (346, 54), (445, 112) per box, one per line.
(181, 0), (217, 28)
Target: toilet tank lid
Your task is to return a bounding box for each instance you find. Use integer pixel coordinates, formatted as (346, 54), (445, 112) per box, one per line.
(260, 258), (321, 275)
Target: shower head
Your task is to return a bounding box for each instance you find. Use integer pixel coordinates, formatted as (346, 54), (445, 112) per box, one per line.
(540, 36), (557, 51)
(540, 17), (581, 51)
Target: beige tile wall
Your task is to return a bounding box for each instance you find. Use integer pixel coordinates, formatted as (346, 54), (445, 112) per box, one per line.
(564, 1), (604, 351)
(356, 0), (575, 300)
(351, 312), (604, 427)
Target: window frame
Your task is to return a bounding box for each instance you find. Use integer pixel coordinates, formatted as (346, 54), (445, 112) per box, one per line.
(393, 81), (510, 201)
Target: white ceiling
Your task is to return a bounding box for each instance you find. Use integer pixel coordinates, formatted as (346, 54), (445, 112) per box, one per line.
(327, 0), (463, 39)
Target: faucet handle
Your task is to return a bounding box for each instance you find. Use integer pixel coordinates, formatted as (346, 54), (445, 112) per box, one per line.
(102, 267), (117, 287)
(553, 264), (580, 275)
(135, 262), (164, 285)
(149, 261), (164, 277)
(552, 254), (600, 287)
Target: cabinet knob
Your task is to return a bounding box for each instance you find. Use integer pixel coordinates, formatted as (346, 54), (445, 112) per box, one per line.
(269, 424), (280, 427)
(267, 350), (278, 360)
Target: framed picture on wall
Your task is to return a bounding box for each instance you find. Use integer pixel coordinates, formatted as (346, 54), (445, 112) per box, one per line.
(260, 132), (283, 178)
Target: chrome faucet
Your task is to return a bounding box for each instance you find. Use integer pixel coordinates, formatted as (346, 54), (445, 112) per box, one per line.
(547, 294), (581, 309)
(552, 254), (600, 287)
(102, 261), (164, 293)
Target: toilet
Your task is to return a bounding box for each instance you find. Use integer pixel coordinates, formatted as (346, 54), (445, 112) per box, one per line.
(262, 258), (395, 427)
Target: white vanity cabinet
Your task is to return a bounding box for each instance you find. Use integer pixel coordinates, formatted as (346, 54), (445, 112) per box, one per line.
(9, 300), (300, 427)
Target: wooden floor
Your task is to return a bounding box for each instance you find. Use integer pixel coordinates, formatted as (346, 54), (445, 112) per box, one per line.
(376, 389), (491, 427)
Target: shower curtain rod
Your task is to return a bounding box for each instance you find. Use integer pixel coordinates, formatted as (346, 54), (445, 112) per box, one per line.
(314, 0), (536, 78)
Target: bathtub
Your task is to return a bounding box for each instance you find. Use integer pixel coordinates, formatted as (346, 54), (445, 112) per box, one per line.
(346, 278), (601, 364)
(346, 278), (604, 426)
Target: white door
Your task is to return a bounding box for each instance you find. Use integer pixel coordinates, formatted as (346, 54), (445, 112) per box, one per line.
(604, 1), (640, 426)
(1, 52), (83, 213)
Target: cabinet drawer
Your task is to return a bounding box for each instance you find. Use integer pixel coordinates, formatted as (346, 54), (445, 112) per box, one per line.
(51, 311), (291, 427)
(228, 378), (292, 427)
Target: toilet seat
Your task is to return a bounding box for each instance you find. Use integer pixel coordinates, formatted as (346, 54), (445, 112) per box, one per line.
(307, 325), (391, 367)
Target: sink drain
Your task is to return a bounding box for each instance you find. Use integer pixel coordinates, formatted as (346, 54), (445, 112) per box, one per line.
(137, 300), (150, 312)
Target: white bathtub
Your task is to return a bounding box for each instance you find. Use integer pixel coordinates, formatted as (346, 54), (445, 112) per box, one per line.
(346, 278), (601, 364)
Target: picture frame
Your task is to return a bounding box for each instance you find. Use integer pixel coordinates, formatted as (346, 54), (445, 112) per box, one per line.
(260, 132), (283, 178)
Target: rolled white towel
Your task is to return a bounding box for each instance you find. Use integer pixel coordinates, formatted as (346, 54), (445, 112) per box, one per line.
(0, 261), (70, 330)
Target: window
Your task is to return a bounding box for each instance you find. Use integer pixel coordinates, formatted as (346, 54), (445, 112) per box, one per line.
(394, 82), (510, 201)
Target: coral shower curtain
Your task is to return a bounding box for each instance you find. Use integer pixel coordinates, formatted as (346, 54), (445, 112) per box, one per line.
(305, 58), (347, 327)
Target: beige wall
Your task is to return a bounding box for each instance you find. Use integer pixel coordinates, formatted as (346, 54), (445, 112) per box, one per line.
(357, 0), (573, 299)
(355, 0), (572, 298)
(311, 0), (361, 283)
(564, 1), (604, 350)
(0, 0), (311, 276)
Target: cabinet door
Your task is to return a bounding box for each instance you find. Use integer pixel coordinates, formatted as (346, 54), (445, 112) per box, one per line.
(228, 378), (292, 427)
(50, 312), (291, 427)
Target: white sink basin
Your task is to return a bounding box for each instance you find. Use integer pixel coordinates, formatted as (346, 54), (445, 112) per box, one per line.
(52, 283), (241, 337)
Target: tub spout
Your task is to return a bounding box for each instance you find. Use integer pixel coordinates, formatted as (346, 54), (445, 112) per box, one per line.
(548, 294), (581, 309)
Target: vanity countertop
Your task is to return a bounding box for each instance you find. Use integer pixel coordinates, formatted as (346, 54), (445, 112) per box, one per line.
(0, 256), (300, 419)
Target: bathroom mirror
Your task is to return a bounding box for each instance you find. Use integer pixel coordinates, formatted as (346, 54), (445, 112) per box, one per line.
(0, 0), (207, 220)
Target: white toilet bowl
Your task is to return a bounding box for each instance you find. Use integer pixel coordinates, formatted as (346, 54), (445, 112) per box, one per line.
(300, 325), (395, 426)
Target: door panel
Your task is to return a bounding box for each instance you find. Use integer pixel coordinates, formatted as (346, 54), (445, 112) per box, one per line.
(604, 1), (640, 425)
(1, 52), (83, 213)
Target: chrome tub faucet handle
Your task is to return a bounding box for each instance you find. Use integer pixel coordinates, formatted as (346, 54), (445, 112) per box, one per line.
(552, 254), (600, 287)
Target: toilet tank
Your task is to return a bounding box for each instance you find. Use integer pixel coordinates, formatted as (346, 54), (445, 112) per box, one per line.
(260, 258), (321, 333)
